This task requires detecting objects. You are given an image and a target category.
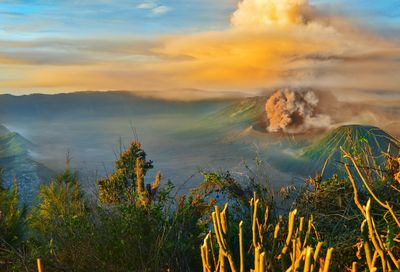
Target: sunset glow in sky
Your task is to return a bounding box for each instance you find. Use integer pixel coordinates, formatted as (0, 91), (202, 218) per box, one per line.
(1, 0), (400, 98)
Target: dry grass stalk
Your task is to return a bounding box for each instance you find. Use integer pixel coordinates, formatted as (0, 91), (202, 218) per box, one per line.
(201, 193), (333, 272)
(341, 148), (400, 228)
(342, 147), (400, 271)
(37, 258), (43, 272)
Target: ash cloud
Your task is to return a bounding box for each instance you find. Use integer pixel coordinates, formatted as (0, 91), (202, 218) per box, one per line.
(231, 0), (315, 27)
(265, 89), (331, 133)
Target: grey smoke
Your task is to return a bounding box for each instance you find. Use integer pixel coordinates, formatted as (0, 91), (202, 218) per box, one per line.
(265, 89), (332, 133)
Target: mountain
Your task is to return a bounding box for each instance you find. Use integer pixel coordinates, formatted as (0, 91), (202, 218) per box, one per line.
(0, 124), (53, 203)
(205, 96), (267, 129)
(0, 124), (10, 135)
(210, 96), (266, 123)
(0, 91), (229, 122)
(0, 131), (34, 159)
(264, 124), (400, 178)
(301, 125), (400, 176)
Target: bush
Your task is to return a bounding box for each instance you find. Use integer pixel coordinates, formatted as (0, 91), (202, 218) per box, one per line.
(92, 186), (210, 271)
(28, 168), (95, 271)
(97, 141), (153, 205)
(0, 168), (28, 271)
(26, 141), (213, 271)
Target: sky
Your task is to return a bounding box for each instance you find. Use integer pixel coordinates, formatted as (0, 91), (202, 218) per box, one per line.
(0, 0), (400, 99)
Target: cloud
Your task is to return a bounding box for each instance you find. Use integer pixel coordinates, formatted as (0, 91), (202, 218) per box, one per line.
(231, 0), (314, 27)
(136, 1), (172, 16)
(137, 2), (157, 9)
(151, 5), (172, 15)
(0, 0), (399, 102)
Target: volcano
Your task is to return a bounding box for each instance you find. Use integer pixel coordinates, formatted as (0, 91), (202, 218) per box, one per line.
(301, 125), (400, 177)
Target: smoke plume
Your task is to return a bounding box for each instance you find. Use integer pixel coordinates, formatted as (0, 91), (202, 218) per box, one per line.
(231, 0), (315, 28)
(265, 89), (331, 133)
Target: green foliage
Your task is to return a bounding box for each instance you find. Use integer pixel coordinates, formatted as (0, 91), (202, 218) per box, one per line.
(0, 168), (27, 271)
(31, 169), (86, 230)
(23, 143), (211, 271)
(93, 202), (165, 271)
(292, 147), (400, 271)
(163, 193), (210, 270)
(97, 141), (153, 204)
(0, 183), (25, 247)
(28, 168), (94, 271)
(198, 157), (276, 210)
(91, 177), (212, 271)
(1, 137), (399, 271)
(293, 174), (362, 270)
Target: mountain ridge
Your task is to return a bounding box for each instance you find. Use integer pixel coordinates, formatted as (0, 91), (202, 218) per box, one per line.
(0, 124), (53, 203)
(0, 91), (231, 122)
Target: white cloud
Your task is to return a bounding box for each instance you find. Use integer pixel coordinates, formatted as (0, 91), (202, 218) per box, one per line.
(231, 0), (314, 27)
(136, 2), (172, 16)
(137, 2), (157, 9)
(151, 5), (172, 15)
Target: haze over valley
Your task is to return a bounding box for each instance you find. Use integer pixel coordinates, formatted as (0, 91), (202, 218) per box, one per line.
(1, 90), (398, 202)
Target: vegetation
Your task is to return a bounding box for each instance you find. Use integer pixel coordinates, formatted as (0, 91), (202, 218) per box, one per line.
(200, 193), (333, 272)
(97, 141), (154, 205)
(0, 168), (27, 270)
(0, 136), (399, 271)
(201, 150), (400, 271)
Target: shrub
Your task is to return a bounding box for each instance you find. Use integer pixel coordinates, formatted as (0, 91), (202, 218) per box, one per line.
(28, 168), (95, 271)
(97, 141), (153, 205)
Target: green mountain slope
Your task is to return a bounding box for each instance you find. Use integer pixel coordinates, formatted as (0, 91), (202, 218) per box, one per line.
(0, 131), (34, 159)
(204, 96), (267, 132)
(0, 125), (53, 203)
(0, 124), (10, 135)
(265, 125), (400, 178)
(302, 125), (400, 176)
(210, 96), (267, 124)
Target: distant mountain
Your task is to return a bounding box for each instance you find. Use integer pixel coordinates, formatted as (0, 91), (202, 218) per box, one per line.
(0, 91), (229, 122)
(192, 96), (269, 143)
(209, 96), (267, 125)
(302, 125), (400, 176)
(0, 124), (53, 203)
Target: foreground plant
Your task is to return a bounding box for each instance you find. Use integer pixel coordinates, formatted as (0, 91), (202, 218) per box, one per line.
(200, 192), (333, 272)
(0, 170), (28, 271)
(97, 141), (155, 205)
(342, 148), (400, 272)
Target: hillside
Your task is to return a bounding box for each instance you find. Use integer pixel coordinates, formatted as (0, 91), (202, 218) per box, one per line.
(264, 124), (400, 178)
(0, 124), (10, 135)
(0, 124), (53, 203)
(203, 96), (267, 131)
(210, 96), (266, 123)
(0, 131), (34, 159)
(301, 125), (400, 176)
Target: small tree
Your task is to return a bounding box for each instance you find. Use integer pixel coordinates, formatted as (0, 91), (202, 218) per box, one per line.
(29, 168), (93, 271)
(97, 141), (154, 205)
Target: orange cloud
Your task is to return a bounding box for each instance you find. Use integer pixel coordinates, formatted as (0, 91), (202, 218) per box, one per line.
(0, 0), (399, 99)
